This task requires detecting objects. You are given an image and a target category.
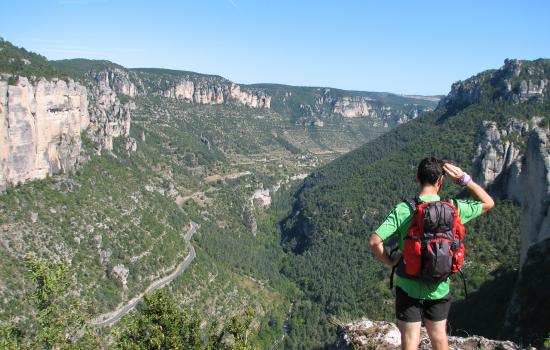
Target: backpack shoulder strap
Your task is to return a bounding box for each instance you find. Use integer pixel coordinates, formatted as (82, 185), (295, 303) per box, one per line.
(402, 197), (421, 212)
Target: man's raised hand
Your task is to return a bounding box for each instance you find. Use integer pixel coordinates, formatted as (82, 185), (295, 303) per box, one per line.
(443, 163), (464, 182)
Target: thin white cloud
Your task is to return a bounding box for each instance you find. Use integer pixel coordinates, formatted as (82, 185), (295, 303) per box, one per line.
(227, 0), (238, 8)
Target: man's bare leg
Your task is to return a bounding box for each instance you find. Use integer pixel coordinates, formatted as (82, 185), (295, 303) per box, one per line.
(397, 320), (421, 350)
(424, 319), (448, 350)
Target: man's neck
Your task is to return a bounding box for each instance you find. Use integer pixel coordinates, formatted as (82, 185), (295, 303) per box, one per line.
(419, 185), (439, 197)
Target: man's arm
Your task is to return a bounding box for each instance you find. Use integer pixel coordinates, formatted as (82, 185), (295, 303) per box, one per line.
(369, 233), (400, 267)
(443, 163), (495, 213)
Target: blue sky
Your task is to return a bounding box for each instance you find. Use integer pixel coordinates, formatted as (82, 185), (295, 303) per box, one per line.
(1, 0), (549, 95)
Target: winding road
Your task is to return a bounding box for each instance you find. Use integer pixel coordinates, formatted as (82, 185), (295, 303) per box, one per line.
(92, 221), (199, 327)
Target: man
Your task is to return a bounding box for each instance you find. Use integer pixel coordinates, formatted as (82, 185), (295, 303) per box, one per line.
(368, 157), (494, 350)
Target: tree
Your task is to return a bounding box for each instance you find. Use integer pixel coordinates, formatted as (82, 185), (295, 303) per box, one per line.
(0, 257), (99, 349)
(116, 289), (202, 350)
(116, 289), (256, 350)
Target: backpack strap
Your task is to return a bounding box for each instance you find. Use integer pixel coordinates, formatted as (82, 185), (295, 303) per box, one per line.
(388, 247), (400, 289)
(403, 197), (421, 212)
(389, 197), (420, 289)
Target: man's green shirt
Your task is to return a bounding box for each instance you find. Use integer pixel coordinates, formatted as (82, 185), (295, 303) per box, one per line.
(374, 195), (483, 300)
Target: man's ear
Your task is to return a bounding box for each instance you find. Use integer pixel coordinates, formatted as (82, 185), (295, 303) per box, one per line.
(436, 175), (444, 187)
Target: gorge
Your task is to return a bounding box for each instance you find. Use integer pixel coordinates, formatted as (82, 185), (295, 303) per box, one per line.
(0, 36), (549, 349)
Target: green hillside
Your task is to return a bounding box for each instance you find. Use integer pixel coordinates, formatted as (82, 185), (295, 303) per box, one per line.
(0, 37), (63, 80)
(279, 59), (550, 348)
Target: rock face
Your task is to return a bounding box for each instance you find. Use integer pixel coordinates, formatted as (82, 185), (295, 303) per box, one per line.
(252, 189), (271, 208)
(0, 69), (135, 190)
(112, 264), (129, 289)
(0, 76), (89, 191)
(93, 67), (138, 97)
(518, 127), (550, 265)
(473, 120), (550, 266)
(95, 67), (272, 108)
(229, 83), (271, 108)
(333, 96), (371, 117)
(335, 319), (524, 350)
(471, 120), (529, 202)
(87, 74), (132, 152)
(474, 120), (550, 346)
(159, 80), (271, 107)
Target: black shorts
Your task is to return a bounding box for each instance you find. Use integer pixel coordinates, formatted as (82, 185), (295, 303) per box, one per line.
(395, 287), (452, 322)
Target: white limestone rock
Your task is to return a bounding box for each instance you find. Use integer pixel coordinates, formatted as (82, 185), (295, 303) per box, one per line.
(333, 96), (371, 118)
(0, 77), (89, 191)
(519, 126), (550, 266)
(472, 120), (529, 202)
(252, 189), (271, 208)
(335, 319), (524, 350)
(112, 264), (129, 289)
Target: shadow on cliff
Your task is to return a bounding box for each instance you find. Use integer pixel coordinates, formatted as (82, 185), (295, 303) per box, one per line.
(448, 266), (518, 341)
(505, 237), (550, 348)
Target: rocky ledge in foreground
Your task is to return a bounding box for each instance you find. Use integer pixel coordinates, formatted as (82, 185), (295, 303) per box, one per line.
(335, 319), (528, 350)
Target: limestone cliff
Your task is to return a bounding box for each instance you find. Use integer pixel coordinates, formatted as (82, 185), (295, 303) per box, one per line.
(0, 76), (89, 191)
(229, 83), (271, 108)
(473, 120), (550, 345)
(87, 75), (132, 152)
(90, 66), (271, 108)
(157, 79), (271, 108)
(92, 66), (139, 97)
(472, 120), (550, 265)
(0, 68), (135, 190)
(518, 127), (550, 264)
(471, 120), (529, 202)
(333, 96), (371, 117)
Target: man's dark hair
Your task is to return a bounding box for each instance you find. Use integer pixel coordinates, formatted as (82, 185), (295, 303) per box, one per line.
(417, 157), (445, 186)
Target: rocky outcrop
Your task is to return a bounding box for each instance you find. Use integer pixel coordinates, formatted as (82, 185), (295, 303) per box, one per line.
(496, 59), (548, 104)
(472, 120), (529, 202)
(163, 80), (225, 104)
(0, 67), (136, 189)
(157, 80), (271, 107)
(229, 84), (271, 108)
(252, 189), (271, 208)
(95, 67), (272, 108)
(86, 77), (132, 152)
(477, 121), (550, 346)
(0, 76), (89, 191)
(112, 264), (129, 290)
(439, 76), (485, 110)
(333, 96), (371, 117)
(439, 59), (549, 111)
(472, 120), (550, 265)
(93, 67), (138, 97)
(335, 319), (524, 350)
(518, 127), (550, 266)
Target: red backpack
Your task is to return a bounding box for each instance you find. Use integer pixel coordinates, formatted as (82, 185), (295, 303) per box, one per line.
(391, 198), (466, 287)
